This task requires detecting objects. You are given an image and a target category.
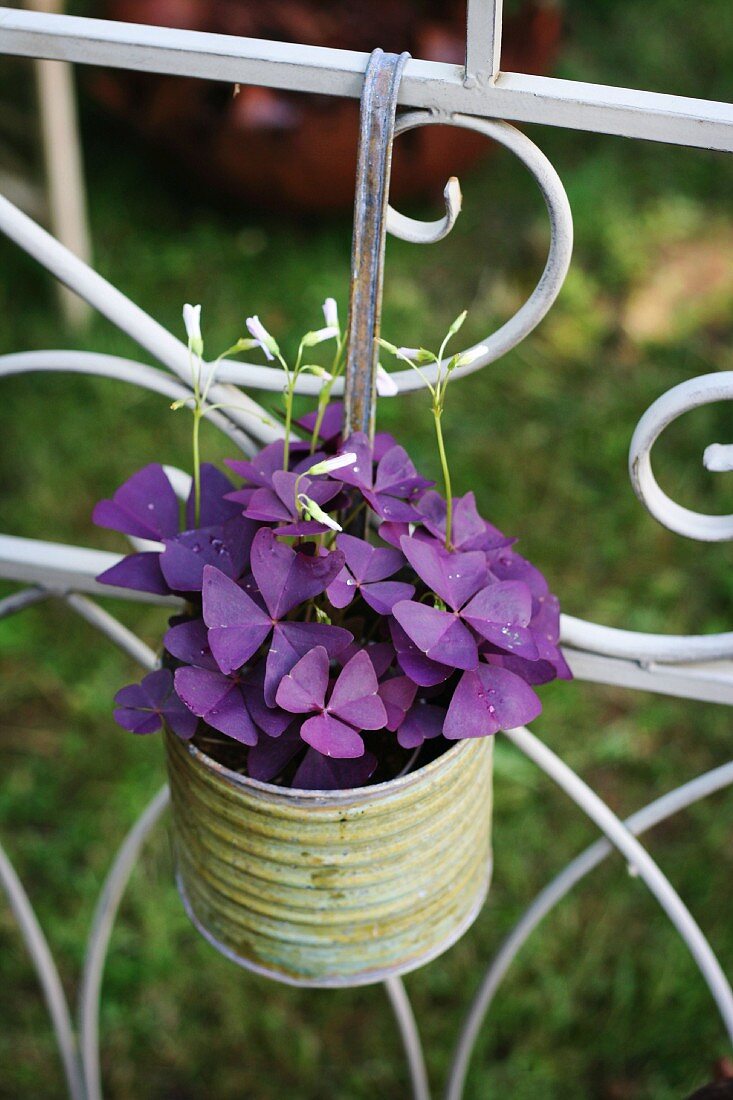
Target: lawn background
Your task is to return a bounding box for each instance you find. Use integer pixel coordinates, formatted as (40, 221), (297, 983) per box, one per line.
(1, 1), (733, 1097)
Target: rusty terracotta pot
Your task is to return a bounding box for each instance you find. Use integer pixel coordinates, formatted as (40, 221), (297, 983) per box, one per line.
(165, 730), (493, 987)
(93, 0), (562, 211)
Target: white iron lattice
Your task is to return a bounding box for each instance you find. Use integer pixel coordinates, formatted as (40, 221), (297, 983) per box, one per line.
(1, 4), (733, 1097)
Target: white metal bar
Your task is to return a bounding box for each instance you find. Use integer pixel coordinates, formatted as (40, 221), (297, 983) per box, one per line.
(78, 786), (169, 1100)
(384, 976), (432, 1100)
(629, 372), (733, 542)
(504, 726), (733, 1044)
(0, 585), (52, 619)
(0, 534), (182, 606)
(446, 759), (733, 1099)
(1, 8), (732, 152)
(561, 613), (733, 664)
(3, 531), (733, 704)
(0, 839), (85, 1100)
(0, 192), (279, 446)
(564, 649), (733, 706)
(0, 350), (259, 454)
(465, 0), (503, 85)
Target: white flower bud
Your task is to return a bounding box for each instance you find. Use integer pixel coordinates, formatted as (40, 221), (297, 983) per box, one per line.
(183, 303), (203, 356)
(306, 452), (357, 476)
(246, 315), (279, 360)
(302, 365), (334, 380)
(322, 297), (339, 329)
(297, 494), (342, 531)
(301, 326), (339, 347)
(454, 344), (488, 368)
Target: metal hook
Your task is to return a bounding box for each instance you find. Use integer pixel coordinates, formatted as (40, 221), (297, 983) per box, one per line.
(344, 48), (410, 443)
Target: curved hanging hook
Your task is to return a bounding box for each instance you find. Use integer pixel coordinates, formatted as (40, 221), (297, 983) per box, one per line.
(344, 47), (410, 440)
(211, 114), (573, 397)
(386, 175), (463, 245)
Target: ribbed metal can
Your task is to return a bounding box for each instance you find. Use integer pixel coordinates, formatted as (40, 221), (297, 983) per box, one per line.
(165, 732), (493, 987)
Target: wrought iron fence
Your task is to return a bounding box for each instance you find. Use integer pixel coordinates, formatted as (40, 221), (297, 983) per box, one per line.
(1, 2), (733, 1097)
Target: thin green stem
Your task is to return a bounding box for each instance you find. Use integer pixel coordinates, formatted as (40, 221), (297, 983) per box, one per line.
(283, 379), (294, 471)
(433, 407), (453, 549)
(192, 407), (202, 527)
(187, 348), (204, 526)
(310, 335), (345, 453)
(310, 382), (334, 454)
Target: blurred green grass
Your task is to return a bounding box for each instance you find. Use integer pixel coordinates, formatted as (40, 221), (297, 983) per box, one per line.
(2, 2), (733, 1097)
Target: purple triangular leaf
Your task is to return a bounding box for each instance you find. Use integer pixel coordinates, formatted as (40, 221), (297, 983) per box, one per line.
(202, 565), (271, 674)
(247, 726), (303, 782)
(174, 666), (258, 745)
(160, 516), (255, 593)
(399, 537), (487, 610)
(250, 528), (345, 619)
(390, 620), (452, 687)
(375, 444), (432, 498)
(275, 646), (329, 713)
(392, 600), (478, 670)
(96, 551), (169, 595)
(264, 621), (352, 707)
(328, 650), (387, 730)
(301, 713), (364, 758)
(361, 579), (415, 615)
(397, 702), (445, 748)
(444, 664), (541, 739)
(164, 618), (218, 670)
(378, 675), (417, 732)
(461, 581), (539, 659)
(93, 464), (180, 540)
(293, 748), (377, 790)
(488, 549), (549, 598)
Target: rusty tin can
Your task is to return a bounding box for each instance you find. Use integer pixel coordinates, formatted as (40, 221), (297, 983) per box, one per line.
(165, 733), (493, 987)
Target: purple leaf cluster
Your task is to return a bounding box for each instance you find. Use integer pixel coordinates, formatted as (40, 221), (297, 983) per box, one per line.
(96, 413), (570, 790)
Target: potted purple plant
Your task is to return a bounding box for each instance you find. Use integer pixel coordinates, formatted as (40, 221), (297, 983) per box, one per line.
(94, 301), (570, 986)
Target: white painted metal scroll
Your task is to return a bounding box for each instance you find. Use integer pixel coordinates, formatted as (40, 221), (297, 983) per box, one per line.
(1, 3), (733, 1097)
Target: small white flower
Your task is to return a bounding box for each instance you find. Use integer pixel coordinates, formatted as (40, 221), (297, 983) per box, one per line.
(322, 297), (339, 329)
(297, 493), (342, 531)
(376, 365), (399, 396)
(246, 315), (279, 361)
(183, 303), (203, 355)
(306, 452), (357, 476)
(397, 347), (421, 359)
(703, 443), (733, 472)
(301, 326), (339, 347)
(454, 344), (488, 368)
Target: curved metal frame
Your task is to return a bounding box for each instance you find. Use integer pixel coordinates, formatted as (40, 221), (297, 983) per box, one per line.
(1, 7), (733, 1098)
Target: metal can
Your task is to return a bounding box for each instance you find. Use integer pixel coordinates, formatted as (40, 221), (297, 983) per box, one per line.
(165, 732), (493, 987)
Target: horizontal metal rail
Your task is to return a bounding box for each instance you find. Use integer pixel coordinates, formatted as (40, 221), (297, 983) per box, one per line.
(1, 8), (732, 152)
(0, 534), (181, 607)
(3, 534), (733, 705)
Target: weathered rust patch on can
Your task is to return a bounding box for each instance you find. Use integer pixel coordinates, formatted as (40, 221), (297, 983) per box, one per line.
(165, 734), (493, 988)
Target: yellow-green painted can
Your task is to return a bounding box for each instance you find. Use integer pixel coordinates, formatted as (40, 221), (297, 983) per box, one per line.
(165, 732), (493, 987)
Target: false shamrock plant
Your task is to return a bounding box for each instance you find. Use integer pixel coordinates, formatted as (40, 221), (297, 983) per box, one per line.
(95, 302), (570, 790)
